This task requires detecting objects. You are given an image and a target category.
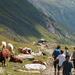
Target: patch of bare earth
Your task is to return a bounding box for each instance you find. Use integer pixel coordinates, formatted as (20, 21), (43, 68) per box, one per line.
(42, 62), (75, 75)
(42, 49), (75, 75)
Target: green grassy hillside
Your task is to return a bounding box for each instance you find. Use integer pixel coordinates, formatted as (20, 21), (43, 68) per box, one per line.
(28, 0), (75, 32)
(0, 0), (75, 45)
(0, 35), (74, 75)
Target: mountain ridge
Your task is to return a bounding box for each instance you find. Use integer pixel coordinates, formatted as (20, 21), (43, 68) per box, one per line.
(0, 0), (75, 45)
(28, 0), (75, 31)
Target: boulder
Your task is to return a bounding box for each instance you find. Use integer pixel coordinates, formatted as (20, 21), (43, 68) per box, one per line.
(23, 64), (46, 70)
(16, 54), (34, 60)
(0, 67), (4, 73)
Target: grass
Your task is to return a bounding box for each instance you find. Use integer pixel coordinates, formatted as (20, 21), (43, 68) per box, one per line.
(0, 36), (74, 75)
(0, 36), (51, 75)
(0, 0), (75, 45)
(0, 0), (75, 74)
(28, 0), (75, 33)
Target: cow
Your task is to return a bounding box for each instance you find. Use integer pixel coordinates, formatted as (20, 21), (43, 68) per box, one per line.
(7, 43), (15, 54)
(32, 60), (47, 66)
(10, 54), (23, 63)
(0, 49), (10, 67)
(18, 47), (29, 54)
(0, 41), (6, 50)
(22, 47), (32, 54)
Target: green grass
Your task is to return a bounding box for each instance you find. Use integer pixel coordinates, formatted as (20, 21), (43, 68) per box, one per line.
(0, 35), (47, 75)
(0, 0), (75, 74)
(28, 0), (75, 32)
(27, 0), (75, 45)
(0, 35), (75, 75)
(0, 37), (48, 75)
(0, 0), (75, 45)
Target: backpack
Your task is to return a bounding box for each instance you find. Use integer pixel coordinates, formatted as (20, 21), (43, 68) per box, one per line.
(73, 51), (75, 59)
(53, 49), (60, 59)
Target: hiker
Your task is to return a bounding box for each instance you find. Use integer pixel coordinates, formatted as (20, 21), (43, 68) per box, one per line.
(52, 45), (61, 74)
(64, 47), (69, 55)
(60, 54), (74, 75)
(71, 47), (75, 69)
(54, 50), (65, 74)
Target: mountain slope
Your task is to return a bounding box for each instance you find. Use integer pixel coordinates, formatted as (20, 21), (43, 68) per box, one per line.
(0, 0), (75, 45)
(28, 0), (75, 32)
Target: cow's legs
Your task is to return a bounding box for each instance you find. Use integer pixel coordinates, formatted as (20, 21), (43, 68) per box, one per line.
(2, 61), (4, 67)
(6, 58), (9, 66)
(4, 57), (6, 67)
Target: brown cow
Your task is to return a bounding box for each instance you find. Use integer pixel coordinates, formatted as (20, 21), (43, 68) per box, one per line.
(22, 47), (32, 54)
(0, 49), (10, 67)
(10, 54), (23, 63)
(32, 60), (46, 66)
(18, 47), (28, 54)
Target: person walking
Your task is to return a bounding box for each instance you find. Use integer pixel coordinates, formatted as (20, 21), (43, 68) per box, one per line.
(54, 50), (65, 74)
(60, 54), (74, 75)
(71, 47), (75, 69)
(52, 45), (61, 74)
(64, 47), (69, 55)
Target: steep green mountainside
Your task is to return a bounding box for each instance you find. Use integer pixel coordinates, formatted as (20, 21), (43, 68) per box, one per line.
(0, 0), (75, 45)
(28, 0), (75, 32)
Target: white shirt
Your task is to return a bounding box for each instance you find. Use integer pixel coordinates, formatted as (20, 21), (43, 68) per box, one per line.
(57, 54), (65, 66)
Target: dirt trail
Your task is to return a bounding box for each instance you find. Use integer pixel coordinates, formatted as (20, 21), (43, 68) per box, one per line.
(42, 63), (62, 75)
(42, 62), (75, 75)
(42, 63), (54, 75)
(42, 49), (75, 75)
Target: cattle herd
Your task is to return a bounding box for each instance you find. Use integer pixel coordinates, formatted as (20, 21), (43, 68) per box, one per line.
(0, 41), (46, 68)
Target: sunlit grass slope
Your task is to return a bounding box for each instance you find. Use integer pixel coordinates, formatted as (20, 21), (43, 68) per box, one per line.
(0, 0), (75, 45)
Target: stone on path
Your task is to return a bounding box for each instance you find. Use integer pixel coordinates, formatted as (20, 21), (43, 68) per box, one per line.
(45, 49), (53, 54)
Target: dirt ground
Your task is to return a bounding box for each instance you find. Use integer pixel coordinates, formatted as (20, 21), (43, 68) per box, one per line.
(42, 49), (75, 75)
(42, 62), (75, 75)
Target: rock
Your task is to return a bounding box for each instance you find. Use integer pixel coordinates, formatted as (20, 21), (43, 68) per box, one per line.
(23, 64), (46, 70)
(14, 69), (40, 73)
(0, 67), (4, 73)
(16, 54), (34, 60)
(45, 49), (53, 54)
